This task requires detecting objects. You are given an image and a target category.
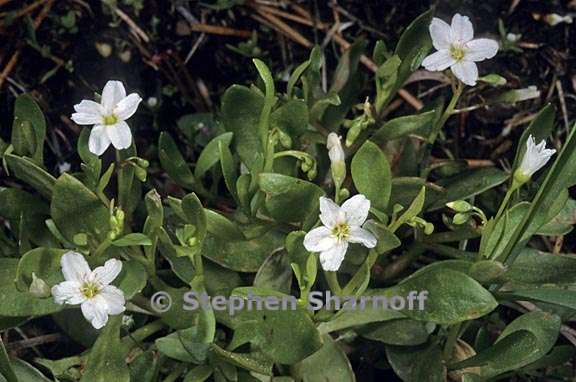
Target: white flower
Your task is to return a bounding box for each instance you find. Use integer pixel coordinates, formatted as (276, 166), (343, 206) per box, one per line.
(422, 14), (499, 86)
(51, 252), (125, 329)
(71, 80), (142, 156)
(304, 195), (377, 271)
(327, 133), (345, 164)
(517, 135), (556, 178)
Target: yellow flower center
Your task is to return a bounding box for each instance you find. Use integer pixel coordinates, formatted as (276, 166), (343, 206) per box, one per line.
(103, 114), (118, 126)
(81, 282), (100, 299)
(449, 45), (466, 61)
(332, 223), (350, 241)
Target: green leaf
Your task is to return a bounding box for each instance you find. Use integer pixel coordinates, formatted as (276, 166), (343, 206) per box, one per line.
(51, 173), (110, 242)
(372, 111), (435, 143)
(78, 128), (101, 188)
(0, 188), (55, 248)
(222, 85), (265, 170)
(11, 94), (46, 165)
(0, 258), (61, 317)
(500, 288), (576, 311)
(386, 341), (444, 382)
(129, 349), (160, 382)
(194, 132), (234, 180)
(451, 312), (560, 379)
(291, 335), (354, 381)
(0, 337), (17, 382)
(5, 154), (56, 198)
(253, 58), (276, 147)
(499, 119), (576, 265)
(159, 132), (195, 189)
(271, 99), (309, 137)
(183, 365), (213, 382)
(358, 318), (430, 346)
(429, 168), (509, 210)
(390, 186), (426, 232)
(182, 193), (207, 242)
(505, 248), (576, 284)
(253, 250), (292, 294)
(258, 173), (325, 224)
(321, 40), (367, 129)
(394, 267), (497, 324)
(537, 197), (576, 236)
(229, 287), (322, 364)
(218, 141), (238, 202)
(205, 210), (244, 241)
(1, 359), (52, 382)
(81, 316), (130, 382)
(351, 140), (391, 210)
(202, 228), (284, 272)
(379, 10), (433, 108)
(210, 345), (273, 376)
(112, 233), (152, 247)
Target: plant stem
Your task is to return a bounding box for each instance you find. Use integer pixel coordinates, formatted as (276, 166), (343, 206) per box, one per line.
(494, 187), (513, 222)
(93, 238), (112, 256)
(324, 271), (342, 296)
(0, 336), (17, 382)
(429, 80), (464, 145)
(443, 322), (462, 361)
(419, 80), (463, 178)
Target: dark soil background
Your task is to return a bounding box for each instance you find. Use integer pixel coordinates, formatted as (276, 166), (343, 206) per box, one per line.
(1, 0), (575, 380)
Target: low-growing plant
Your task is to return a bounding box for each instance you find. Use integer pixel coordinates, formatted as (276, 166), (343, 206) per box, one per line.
(1, 10), (575, 382)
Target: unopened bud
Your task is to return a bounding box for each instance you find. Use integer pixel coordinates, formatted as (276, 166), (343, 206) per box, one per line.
(29, 273), (51, 298)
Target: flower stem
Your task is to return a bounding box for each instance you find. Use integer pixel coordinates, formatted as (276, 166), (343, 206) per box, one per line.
(93, 238), (112, 256)
(324, 271), (342, 297)
(494, 188), (513, 222)
(494, 179), (522, 222)
(429, 79), (464, 145)
(443, 322), (462, 361)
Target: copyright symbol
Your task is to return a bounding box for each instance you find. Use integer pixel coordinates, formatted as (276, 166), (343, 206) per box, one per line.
(150, 291), (172, 313)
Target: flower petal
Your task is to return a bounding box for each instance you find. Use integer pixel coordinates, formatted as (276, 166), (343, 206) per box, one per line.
(450, 14), (474, 43)
(421, 50), (456, 72)
(101, 285), (126, 315)
(451, 61), (479, 86)
(101, 80), (126, 113)
(465, 38), (499, 62)
(114, 93), (142, 120)
(61, 252), (91, 282)
(429, 17), (452, 50)
(319, 197), (344, 228)
(304, 226), (336, 252)
(71, 113), (102, 125)
(51, 281), (85, 305)
(89, 125), (111, 156)
(71, 100), (103, 125)
(319, 241), (348, 272)
(106, 121), (132, 150)
(92, 258), (123, 286)
(81, 298), (109, 329)
(341, 194), (371, 226)
(348, 227), (377, 248)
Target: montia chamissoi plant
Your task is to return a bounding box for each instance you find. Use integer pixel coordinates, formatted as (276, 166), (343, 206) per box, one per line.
(0, 8), (575, 382)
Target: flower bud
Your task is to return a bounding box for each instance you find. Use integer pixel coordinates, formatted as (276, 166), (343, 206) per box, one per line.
(446, 200), (473, 213)
(327, 133), (346, 188)
(29, 273), (51, 298)
(453, 213), (470, 225)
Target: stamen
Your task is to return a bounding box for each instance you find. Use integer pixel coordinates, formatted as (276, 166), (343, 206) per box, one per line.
(450, 45), (466, 61)
(332, 223), (350, 241)
(103, 114), (118, 125)
(81, 282), (100, 299)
